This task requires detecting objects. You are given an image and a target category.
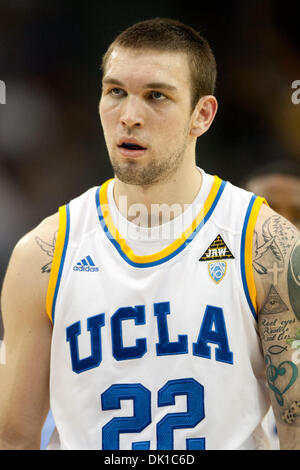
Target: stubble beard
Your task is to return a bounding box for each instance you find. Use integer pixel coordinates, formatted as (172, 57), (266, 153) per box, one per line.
(109, 132), (190, 188)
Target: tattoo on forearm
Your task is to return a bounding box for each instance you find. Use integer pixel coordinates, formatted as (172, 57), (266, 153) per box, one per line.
(267, 344), (288, 355)
(35, 231), (57, 274)
(265, 354), (298, 407)
(282, 401), (300, 425)
(259, 310), (300, 425)
(265, 347), (300, 426)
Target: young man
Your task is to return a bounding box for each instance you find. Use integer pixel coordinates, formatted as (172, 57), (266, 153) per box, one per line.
(0, 18), (299, 450)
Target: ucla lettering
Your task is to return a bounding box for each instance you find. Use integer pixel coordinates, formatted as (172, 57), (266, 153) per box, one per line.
(193, 305), (234, 364)
(66, 303), (233, 373)
(66, 313), (105, 373)
(111, 305), (147, 360)
(154, 301), (188, 355)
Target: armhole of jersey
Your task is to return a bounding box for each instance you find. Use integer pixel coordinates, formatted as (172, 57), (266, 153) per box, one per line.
(46, 204), (70, 325)
(241, 195), (267, 321)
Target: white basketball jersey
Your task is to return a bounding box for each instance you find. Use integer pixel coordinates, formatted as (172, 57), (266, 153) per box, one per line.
(46, 170), (272, 450)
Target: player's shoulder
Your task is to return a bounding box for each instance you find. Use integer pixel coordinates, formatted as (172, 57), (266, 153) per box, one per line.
(1, 212), (60, 326)
(5, 212), (59, 292)
(255, 201), (299, 237)
(13, 212), (59, 262)
(253, 201), (300, 310)
(254, 202), (300, 261)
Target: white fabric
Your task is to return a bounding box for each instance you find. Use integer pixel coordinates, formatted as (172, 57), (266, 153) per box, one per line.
(49, 170), (272, 450)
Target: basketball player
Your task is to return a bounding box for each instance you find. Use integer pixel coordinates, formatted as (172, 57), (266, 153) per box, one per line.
(0, 18), (299, 450)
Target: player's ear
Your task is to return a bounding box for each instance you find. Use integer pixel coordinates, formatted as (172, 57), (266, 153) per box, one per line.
(190, 95), (218, 137)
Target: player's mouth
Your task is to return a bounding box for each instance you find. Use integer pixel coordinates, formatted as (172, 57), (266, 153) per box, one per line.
(117, 138), (147, 157)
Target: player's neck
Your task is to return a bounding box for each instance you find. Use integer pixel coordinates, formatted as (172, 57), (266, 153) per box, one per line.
(112, 161), (202, 228)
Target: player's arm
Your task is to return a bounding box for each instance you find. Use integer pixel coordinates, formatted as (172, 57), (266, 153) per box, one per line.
(0, 213), (58, 449)
(253, 203), (300, 449)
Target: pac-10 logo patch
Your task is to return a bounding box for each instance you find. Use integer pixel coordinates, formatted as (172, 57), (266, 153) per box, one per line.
(208, 261), (227, 283)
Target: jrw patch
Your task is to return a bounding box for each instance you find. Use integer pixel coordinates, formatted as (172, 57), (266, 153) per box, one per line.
(199, 234), (235, 261)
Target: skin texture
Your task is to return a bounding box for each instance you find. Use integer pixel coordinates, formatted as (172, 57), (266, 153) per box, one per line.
(0, 214), (58, 449)
(0, 46), (299, 450)
(254, 204), (300, 449)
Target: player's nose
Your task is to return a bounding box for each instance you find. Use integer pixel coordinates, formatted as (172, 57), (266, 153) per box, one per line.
(120, 96), (144, 128)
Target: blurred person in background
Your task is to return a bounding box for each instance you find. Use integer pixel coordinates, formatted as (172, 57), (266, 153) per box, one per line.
(244, 161), (300, 231)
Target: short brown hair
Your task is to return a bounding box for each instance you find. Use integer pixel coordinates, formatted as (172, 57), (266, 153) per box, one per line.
(101, 18), (217, 110)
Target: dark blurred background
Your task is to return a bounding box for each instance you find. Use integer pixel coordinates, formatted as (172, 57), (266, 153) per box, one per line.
(0, 0), (299, 284)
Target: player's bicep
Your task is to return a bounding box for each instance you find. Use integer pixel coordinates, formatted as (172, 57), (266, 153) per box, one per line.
(0, 232), (52, 448)
(253, 206), (300, 449)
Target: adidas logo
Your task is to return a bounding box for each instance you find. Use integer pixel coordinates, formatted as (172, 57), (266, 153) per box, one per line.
(73, 255), (99, 272)
(199, 235), (235, 261)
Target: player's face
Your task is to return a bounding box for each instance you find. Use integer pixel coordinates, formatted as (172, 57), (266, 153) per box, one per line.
(99, 47), (196, 186)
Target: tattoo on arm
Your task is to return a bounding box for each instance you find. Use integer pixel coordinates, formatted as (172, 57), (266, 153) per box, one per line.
(260, 285), (288, 315)
(253, 216), (297, 273)
(254, 214), (300, 430)
(35, 231), (57, 274)
(259, 306), (300, 426)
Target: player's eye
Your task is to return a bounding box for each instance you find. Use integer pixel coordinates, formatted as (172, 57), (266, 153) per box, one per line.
(149, 91), (167, 101)
(109, 88), (125, 97)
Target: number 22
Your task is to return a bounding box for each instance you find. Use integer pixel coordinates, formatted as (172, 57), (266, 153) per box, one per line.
(101, 377), (205, 450)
